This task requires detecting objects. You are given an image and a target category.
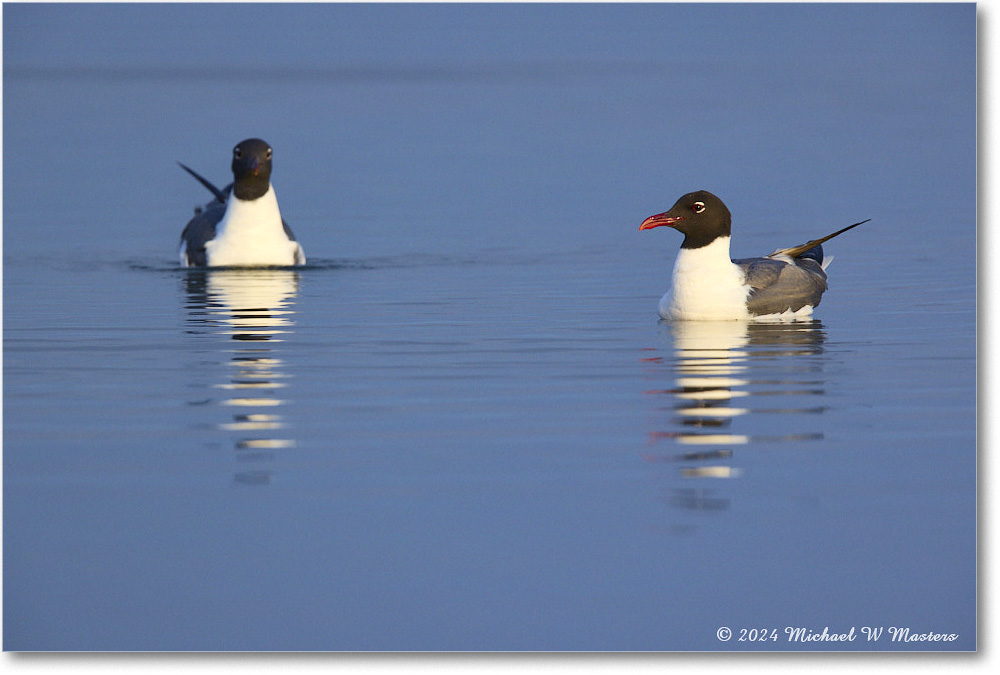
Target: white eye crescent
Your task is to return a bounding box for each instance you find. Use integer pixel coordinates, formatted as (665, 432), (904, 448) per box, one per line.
(233, 147), (242, 159)
(266, 148), (273, 160)
(692, 201), (706, 214)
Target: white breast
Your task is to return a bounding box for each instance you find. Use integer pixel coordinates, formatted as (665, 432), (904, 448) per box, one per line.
(204, 186), (304, 267)
(659, 237), (751, 321)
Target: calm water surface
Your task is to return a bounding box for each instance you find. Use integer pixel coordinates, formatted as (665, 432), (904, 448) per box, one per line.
(3, 3), (976, 651)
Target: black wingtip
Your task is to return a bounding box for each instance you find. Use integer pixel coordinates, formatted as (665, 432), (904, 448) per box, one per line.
(805, 218), (870, 248)
(178, 162), (227, 203)
(812, 217), (870, 244)
(771, 218), (870, 260)
(837, 218), (871, 235)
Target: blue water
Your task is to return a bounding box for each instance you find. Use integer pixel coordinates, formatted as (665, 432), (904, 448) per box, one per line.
(2, 3), (976, 651)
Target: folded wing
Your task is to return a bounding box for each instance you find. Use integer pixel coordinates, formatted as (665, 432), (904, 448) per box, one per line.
(736, 256), (828, 316)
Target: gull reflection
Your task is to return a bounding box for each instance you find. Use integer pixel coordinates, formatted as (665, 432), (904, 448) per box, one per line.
(641, 319), (827, 515)
(649, 320), (753, 449)
(184, 269), (300, 486)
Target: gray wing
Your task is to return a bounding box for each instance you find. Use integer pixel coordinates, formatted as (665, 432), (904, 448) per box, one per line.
(178, 163), (231, 267)
(735, 256), (828, 316)
(179, 201), (226, 267)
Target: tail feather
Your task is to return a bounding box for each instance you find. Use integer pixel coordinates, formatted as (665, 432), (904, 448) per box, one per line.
(767, 218), (870, 260)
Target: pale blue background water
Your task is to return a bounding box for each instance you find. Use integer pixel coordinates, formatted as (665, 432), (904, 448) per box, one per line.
(3, 3), (976, 651)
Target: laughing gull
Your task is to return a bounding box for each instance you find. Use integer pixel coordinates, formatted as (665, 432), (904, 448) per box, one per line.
(640, 190), (867, 321)
(179, 138), (305, 267)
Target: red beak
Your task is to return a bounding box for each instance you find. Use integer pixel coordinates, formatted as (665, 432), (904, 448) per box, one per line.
(639, 213), (685, 231)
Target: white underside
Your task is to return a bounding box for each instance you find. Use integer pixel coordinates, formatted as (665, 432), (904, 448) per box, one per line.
(658, 237), (752, 321)
(198, 186), (305, 267)
(657, 237), (815, 322)
(747, 305), (815, 322)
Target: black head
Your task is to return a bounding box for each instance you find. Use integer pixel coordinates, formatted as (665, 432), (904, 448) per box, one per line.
(639, 190), (732, 249)
(231, 138), (273, 200)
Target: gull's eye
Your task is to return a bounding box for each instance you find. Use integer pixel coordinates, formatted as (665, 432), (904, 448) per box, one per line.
(692, 201), (706, 214)
(233, 147), (242, 159)
(266, 148), (273, 160)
